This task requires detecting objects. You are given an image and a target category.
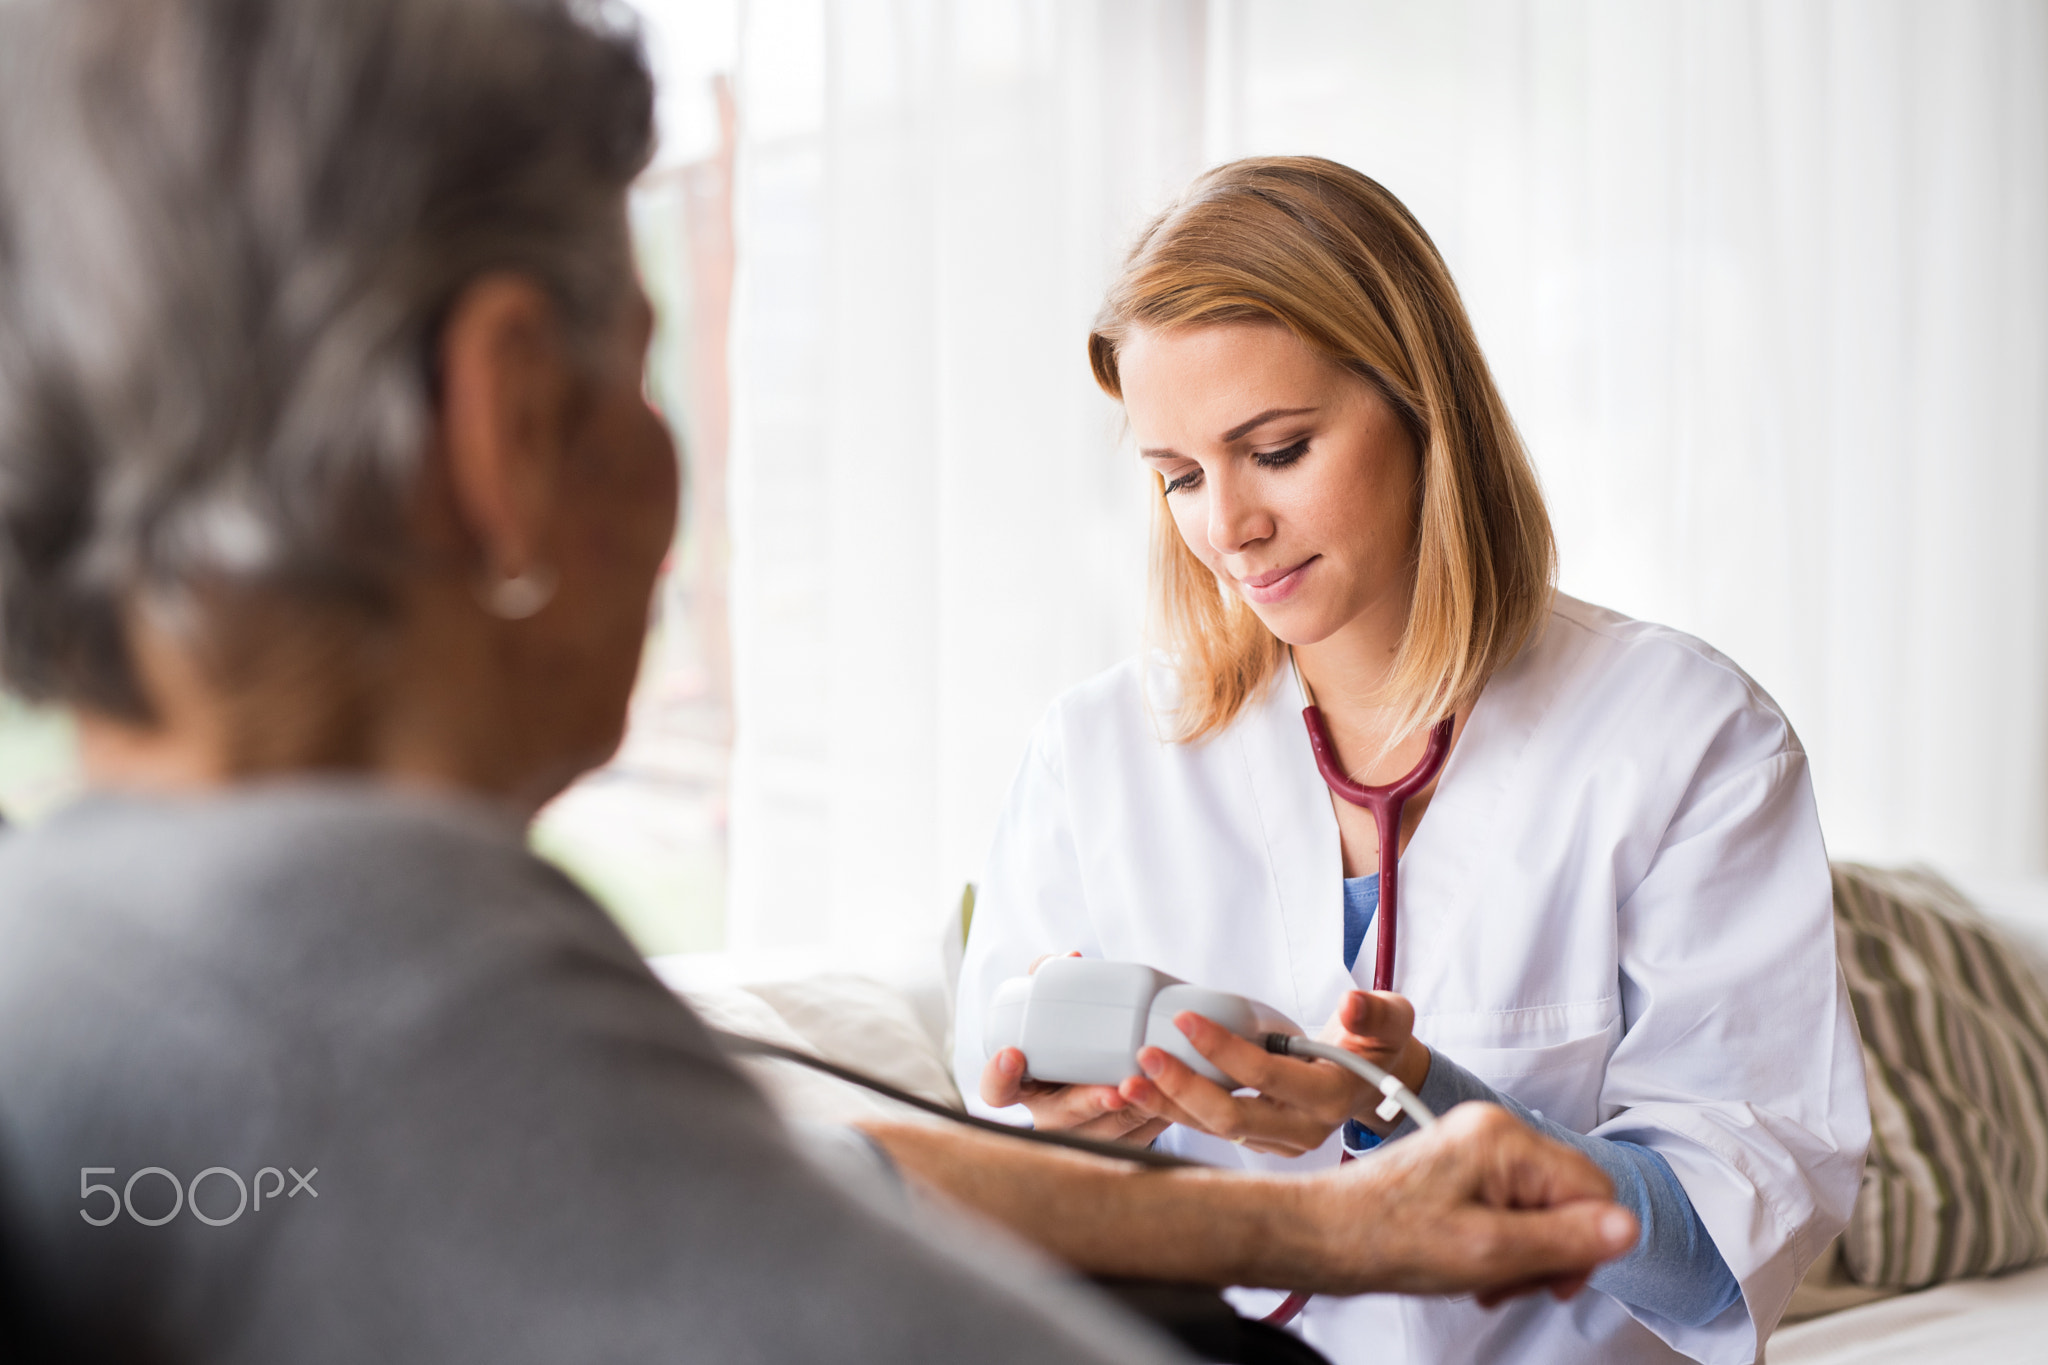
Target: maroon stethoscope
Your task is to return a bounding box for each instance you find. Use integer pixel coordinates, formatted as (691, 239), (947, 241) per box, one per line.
(1301, 706), (1456, 993)
(1265, 697), (1455, 1330)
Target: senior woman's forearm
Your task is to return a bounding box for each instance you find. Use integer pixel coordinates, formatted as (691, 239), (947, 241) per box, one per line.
(855, 1119), (1325, 1290)
(859, 1105), (1637, 1303)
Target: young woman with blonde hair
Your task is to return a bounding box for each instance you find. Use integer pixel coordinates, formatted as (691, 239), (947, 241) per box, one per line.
(953, 158), (1867, 1365)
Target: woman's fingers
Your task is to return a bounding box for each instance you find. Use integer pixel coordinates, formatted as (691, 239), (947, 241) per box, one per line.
(1069, 1110), (1171, 1144)
(979, 1048), (1030, 1107)
(1126, 1044), (1334, 1154)
(1335, 990), (1417, 1049)
(1114, 1069), (1208, 1133)
(1171, 1013), (1294, 1088)
(1174, 1013), (1358, 1116)
(983, 1049), (1143, 1133)
(1042, 1083), (1170, 1143)
(1328, 991), (1433, 1104)
(1022, 1083), (1131, 1130)
(987, 990), (1412, 1149)
(980, 1048), (1083, 1108)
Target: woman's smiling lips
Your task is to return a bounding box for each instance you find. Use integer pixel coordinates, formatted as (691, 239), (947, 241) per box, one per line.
(1236, 556), (1318, 605)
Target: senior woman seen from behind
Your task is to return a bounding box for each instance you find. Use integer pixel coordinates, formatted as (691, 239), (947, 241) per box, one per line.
(0, 1), (1643, 1362)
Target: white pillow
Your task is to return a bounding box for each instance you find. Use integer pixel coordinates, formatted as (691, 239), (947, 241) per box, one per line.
(745, 973), (962, 1111)
(674, 984), (908, 1126)
(664, 972), (962, 1127)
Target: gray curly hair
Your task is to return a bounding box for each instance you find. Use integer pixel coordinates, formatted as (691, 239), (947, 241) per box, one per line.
(0, 0), (655, 719)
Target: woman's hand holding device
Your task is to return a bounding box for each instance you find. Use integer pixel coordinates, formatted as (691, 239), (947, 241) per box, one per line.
(977, 952), (1171, 1146)
(1115, 990), (1430, 1155)
(979, 956), (1432, 1153)
(979, 1046), (1171, 1145)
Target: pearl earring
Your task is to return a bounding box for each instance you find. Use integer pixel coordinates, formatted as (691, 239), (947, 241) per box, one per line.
(478, 564), (558, 620)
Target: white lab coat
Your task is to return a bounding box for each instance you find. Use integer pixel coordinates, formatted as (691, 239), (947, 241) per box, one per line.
(953, 595), (1868, 1365)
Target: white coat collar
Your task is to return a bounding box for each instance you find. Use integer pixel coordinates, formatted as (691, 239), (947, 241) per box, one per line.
(1231, 621), (1568, 1028)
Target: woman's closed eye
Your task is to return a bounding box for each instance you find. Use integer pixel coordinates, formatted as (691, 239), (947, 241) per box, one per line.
(1160, 439), (1312, 497)
(1253, 437), (1310, 469)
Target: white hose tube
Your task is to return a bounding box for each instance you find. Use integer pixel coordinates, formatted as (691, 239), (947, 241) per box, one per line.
(1266, 1035), (1439, 1131)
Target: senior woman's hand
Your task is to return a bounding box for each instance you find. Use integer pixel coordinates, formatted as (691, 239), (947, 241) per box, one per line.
(1110, 989), (1430, 1155)
(1289, 1102), (1636, 1303)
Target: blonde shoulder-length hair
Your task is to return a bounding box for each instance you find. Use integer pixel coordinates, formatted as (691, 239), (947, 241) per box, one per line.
(1088, 156), (1556, 746)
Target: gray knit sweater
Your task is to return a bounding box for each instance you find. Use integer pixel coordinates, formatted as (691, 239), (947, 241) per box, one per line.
(0, 781), (1183, 1364)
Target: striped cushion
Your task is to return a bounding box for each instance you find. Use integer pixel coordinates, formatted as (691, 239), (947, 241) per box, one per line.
(1833, 863), (2048, 1287)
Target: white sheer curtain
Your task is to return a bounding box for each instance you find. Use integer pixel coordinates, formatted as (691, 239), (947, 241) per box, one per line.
(725, 0), (2048, 954)
(725, 1), (1206, 952)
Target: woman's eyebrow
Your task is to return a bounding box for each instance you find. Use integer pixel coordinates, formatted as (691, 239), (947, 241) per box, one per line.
(1139, 406), (1320, 459)
(1221, 406), (1317, 442)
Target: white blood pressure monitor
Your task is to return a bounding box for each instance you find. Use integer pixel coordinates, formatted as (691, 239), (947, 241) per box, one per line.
(983, 957), (1303, 1087)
